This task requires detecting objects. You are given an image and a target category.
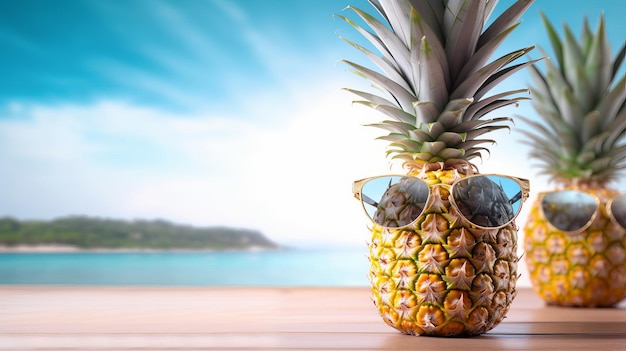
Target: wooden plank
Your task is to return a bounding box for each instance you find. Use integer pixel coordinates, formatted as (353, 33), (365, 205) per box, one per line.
(2, 331), (625, 351)
(0, 286), (624, 350)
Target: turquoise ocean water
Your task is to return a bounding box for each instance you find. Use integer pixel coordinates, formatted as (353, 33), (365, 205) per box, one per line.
(0, 248), (370, 286)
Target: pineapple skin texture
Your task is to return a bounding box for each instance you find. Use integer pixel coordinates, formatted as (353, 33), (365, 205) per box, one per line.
(524, 188), (626, 307)
(367, 170), (519, 336)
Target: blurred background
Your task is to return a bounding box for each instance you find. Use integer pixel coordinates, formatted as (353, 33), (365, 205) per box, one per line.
(0, 0), (625, 287)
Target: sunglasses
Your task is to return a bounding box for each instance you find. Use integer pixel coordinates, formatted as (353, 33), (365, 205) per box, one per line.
(353, 174), (530, 230)
(539, 190), (626, 233)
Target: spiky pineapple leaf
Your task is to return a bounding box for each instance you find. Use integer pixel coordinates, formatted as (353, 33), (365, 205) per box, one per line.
(444, 97), (475, 112)
(604, 105), (626, 147)
(467, 96), (530, 121)
(413, 101), (440, 124)
(527, 66), (577, 139)
(406, 0), (444, 43)
(343, 6), (411, 83)
(443, 0), (486, 83)
(450, 47), (533, 100)
(517, 115), (567, 151)
(472, 56), (540, 103)
(342, 60), (416, 111)
(459, 138), (497, 151)
(456, 22), (522, 85)
(408, 129), (434, 143)
(561, 23), (586, 88)
(540, 13), (563, 69)
(389, 139), (423, 152)
(596, 74), (626, 127)
(558, 84), (584, 127)
(421, 141), (447, 155)
(452, 117), (513, 133)
(611, 41), (626, 78)
(464, 89), (527, 120)
(415, 35), (448, 109)
(423, 120), (446, 137)
(437, 148), (465, 159)
(377, 133), (410, 142)
(478, 0), (534, 48)
(366, 120), (414, 134)
(437, 98), (473, 129)
(463, 146), (491, 161)
(437, 131), (466, 145)
(338, 35), (413, 92)
(343, 88), (400, 108)
(409, 3), (450, 89)
(581, 111), (602, 143)
(335, 13), (390, 66)
(352, 100), (416, 124)
(377, 0), (411, 47)
(584, 16), (612, 97)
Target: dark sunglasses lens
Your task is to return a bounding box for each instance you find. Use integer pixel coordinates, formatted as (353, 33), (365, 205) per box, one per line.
(361, 176), (429, 228)
(541, 191), (596, 232)
(452, 175), (523, 228)
(609, 194), (626, 229)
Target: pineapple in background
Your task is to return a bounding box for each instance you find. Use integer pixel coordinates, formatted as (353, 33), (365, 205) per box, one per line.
(520, 14), (626, 307)
(339, 0), (536, 336)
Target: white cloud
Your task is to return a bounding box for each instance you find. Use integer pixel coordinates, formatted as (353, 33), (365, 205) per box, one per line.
(0, 79), (393, 247)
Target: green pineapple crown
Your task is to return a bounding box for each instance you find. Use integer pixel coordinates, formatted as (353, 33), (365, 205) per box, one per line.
(520, 13), (626, 187)
(338, 0), (537, 172)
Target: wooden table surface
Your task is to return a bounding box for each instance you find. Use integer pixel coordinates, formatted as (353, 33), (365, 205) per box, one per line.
(1, 286), (625, 350)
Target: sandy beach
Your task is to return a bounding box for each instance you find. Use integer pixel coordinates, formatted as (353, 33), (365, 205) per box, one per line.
(0, 245), (83, 253)
(1, 286), (625, 350)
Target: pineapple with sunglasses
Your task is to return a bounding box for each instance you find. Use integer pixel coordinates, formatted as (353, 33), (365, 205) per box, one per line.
(340, 0), (536, 336)
(520, 14), (626, 307)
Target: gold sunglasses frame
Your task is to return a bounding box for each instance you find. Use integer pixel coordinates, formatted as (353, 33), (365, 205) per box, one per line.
(538, 190), (626, 234)
(353, 173), (530, 230)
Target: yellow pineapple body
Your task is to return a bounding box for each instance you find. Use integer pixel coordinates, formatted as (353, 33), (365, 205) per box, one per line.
(524, 187), (626, 307)
(368, 170), (518, 336)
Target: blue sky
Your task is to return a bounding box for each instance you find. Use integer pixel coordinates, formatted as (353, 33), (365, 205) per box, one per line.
(1, 0), (625, 249)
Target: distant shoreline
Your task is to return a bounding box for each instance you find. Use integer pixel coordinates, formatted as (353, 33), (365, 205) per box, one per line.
(0, 244), (285, 253)
(0, 216), (282, 252)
